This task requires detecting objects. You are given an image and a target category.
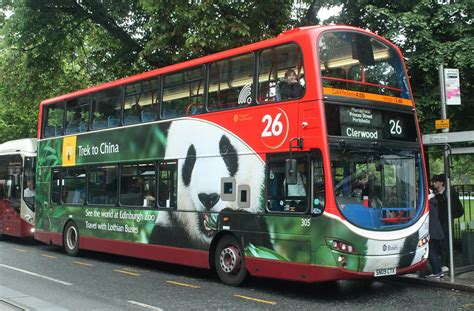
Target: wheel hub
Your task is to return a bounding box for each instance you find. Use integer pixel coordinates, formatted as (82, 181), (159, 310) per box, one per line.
(219, 245), (241, 274)
(66, 226), (77, 250)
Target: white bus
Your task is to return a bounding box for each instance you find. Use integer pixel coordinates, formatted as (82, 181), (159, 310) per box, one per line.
(0, 138), (37, 238)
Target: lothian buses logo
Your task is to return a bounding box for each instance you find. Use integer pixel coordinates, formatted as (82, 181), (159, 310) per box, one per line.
(383, 244), (399, 252)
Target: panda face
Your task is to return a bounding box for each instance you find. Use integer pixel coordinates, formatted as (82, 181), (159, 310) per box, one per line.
(180, 135), (240, 238)
(164, 119), (265, 245)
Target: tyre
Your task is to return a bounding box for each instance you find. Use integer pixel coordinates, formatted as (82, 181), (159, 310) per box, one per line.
(63, 221), (80, 256)
(214, 235), (247, 286)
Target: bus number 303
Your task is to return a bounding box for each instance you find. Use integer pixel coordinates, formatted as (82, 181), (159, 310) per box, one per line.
(261, 113), (283, 137)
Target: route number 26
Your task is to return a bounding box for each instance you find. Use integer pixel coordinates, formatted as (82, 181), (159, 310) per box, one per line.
(389, 119), (402, 135)
(261, 113), (283, 137)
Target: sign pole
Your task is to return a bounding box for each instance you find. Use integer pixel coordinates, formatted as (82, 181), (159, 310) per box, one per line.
(438, 64), (455, 281)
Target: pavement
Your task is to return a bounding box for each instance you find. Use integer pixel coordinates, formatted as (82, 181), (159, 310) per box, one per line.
(0, 286), (68, 311)
(397, 266), (474, 293)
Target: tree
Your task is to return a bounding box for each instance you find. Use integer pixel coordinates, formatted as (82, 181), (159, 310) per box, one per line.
(0, 0), (472, 143)
(0, 0), (297, 142)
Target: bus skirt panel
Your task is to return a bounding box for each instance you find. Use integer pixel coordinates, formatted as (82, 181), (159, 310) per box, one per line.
(245, 256), (427, 283)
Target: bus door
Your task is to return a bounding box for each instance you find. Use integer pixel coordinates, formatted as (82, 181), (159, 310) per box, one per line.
(262, 152), (314, 264)
(3, 157), (22, 236)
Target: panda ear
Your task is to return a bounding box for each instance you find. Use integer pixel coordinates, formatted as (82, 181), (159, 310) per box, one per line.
(219, 135), (238, 177)
(182, 144), (196, 186)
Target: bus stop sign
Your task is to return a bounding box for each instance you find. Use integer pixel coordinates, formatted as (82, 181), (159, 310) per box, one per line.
(435, 119), (450, 130)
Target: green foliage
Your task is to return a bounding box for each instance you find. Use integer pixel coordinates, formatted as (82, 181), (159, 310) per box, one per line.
(0, 0), (297, 142)
(0, 0), (472, 147)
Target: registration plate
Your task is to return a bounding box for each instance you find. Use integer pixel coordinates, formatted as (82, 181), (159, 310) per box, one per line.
(374, 267), (397, 277)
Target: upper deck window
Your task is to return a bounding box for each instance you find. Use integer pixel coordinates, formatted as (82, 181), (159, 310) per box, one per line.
(91, 87), (122, 130)
(43, 102), (65, 138)
(162, 66), (205, 119)
(124, 78), (160, 125)
(66, 96), (90, 134)
(208, 53), (255, 111)
(318, 31), (411, 99)
(258, 43), (305, 103)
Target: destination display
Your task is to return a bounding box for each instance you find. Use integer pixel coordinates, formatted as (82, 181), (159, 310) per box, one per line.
(325, 104), (417, 142)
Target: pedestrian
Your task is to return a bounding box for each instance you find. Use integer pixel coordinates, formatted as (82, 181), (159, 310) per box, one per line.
(431, 174), (464, 273)
(426, 189), (445, 278)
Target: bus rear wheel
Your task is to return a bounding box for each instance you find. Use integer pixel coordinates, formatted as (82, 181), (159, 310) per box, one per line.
(63, 222), (80, 257)
(214, 235), (247, 286)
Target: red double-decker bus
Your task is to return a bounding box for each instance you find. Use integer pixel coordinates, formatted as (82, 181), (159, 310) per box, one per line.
(35, 26), (428, 286)
(0, 138), (37, 239)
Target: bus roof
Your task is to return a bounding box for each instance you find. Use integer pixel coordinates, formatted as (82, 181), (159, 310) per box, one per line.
(0, 138), (37, 155)
(39, 25), (389, 108)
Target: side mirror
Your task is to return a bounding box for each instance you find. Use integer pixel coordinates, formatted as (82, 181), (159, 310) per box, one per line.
(285, 159), (297, 185)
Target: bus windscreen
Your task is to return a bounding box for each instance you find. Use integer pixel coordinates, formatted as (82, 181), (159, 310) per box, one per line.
(318, 31), (411, 100)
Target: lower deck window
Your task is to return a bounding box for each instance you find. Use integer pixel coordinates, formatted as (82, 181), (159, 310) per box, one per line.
(88, 165), (118, 206)
(120, 163), (156, 207)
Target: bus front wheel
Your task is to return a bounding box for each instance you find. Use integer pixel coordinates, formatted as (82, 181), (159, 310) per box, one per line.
(63, 221), (80, 257)
(214, 235), (247, 286)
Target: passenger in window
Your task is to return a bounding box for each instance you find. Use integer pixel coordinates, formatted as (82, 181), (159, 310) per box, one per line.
(278, 69), (304, 100)
(285, 162), (307, 212)
(131, 103), (142, 116)
(144, 191), (155, 207)
(69, 111), (82, 126)
(24, 180), (36, 198)
(357, 172), (382, 208)
(286, 162), (307, 197)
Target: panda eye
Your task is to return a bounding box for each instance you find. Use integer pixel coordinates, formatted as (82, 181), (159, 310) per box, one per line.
(221, 145), (228, 154)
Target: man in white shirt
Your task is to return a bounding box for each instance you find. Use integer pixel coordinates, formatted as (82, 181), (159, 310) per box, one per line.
(287, 162), (307, 197)
(24, 180), (35, 198)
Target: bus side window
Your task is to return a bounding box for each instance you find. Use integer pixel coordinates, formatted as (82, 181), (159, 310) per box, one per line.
(62, 167), (86, 204)
(43, 102), (65, 138)
(51, 168), (61, 204)
(120, 162), (156, 207)
(88, 165), (118, 206)
(158, 161), (177, 208)
(123, 79), (159, 125)
(162, 67), (204, 119)
(66, 96), (90, 134)
(208, 53), (255, 111)
(258, 43), (305, 103)
(91, 87), (122, 130)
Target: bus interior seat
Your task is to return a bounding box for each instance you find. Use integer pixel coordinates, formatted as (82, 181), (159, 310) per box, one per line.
(124, 114), (140, 125)
(107, 116), (120, 127)
(92, 119), (107, 129)
(162, 108), (177, 119)
(66, 124), (79, 134)
(79, 122), (87, 132)
(44, 126), (55, 137)
(54, 126), (63, 136)
(141, 110), (156, 122)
